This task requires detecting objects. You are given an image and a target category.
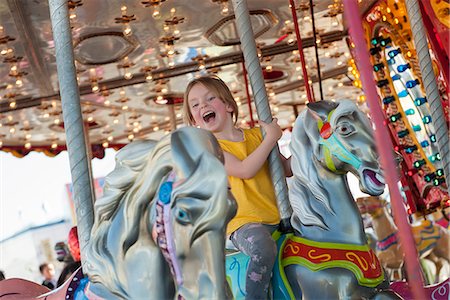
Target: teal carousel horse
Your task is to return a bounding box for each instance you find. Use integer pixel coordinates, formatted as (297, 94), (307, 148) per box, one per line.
(226, 100), (401, 299)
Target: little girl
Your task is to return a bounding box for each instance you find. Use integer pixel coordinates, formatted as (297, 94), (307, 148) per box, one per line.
(183, 75), (290, 299)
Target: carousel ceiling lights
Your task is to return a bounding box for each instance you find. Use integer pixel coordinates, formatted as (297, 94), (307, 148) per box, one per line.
(68, 0), (83, 26)
(191, 51), (209, 70)
(117, 56), (135, 80)
(141, 0), (167, 19)
(115, 5), (136, 37)
(164, 8), (184, 37)
(211, 0), (230, 16)
(88, 68), (102, 93)
(159, 35), (179, 67)
(141, 65), (157, 82)
(0, 26), (15, 56)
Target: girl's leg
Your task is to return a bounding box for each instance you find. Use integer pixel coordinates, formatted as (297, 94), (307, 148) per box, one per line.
(231, 223), (277, 300)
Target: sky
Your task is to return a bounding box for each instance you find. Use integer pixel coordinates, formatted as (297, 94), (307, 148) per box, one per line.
(0, 149), (117, 241)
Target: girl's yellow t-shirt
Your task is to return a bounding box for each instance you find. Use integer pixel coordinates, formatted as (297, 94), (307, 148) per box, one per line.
(218, 127), (280, 235)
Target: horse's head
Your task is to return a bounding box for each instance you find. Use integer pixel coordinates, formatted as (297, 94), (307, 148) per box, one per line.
(154, 127), (237, 299)
(295, 100), (385, 195)
(84, 127), (236, 299)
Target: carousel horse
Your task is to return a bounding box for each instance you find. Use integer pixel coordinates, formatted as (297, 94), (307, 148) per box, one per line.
(226, 100), (400, 299)
(0, 127), (237, 300)
(357, 196), (450, 284)
(285, 100), (400, 299)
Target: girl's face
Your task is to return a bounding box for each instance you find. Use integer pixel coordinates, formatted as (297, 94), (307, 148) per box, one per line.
(187, 83), (234, 132)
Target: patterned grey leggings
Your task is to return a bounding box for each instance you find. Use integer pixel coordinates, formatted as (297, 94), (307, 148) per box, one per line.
(230, 223), (278, 300)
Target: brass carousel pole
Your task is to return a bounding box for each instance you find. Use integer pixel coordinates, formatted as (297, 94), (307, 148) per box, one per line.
(231, 0), (292, 229)
(48, 0), (95, 269)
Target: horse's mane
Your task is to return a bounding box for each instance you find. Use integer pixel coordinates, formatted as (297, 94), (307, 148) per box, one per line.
(84, 128), (230, 297)
(289, 100), (365, 230)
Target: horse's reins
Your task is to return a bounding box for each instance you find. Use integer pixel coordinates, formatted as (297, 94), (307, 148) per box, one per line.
(317, 109), (362, 173)
(154, 171), (184, 288)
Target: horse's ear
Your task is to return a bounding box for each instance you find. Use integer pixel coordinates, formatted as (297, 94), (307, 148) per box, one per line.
(170, 127), (223, 178)
(307, 101), (338, 120)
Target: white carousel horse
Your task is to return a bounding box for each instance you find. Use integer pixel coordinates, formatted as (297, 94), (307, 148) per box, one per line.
(0, 127), (237, 300)
(285, 100), (400, 299)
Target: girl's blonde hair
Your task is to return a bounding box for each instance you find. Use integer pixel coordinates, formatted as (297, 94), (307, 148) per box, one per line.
(183, 76), (239, 125)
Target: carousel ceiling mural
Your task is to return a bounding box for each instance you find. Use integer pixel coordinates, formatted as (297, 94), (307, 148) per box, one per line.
(0, 0), (365, 157)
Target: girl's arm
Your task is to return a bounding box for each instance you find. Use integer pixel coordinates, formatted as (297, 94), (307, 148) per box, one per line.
(224, 119), (282, 179)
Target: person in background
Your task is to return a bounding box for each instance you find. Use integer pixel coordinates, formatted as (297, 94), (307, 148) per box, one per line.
(39, 262), (56, 289)
(56, 226), (81, 287)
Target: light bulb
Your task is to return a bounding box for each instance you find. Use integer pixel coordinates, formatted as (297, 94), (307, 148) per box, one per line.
(221, 2), (229, 15)
(102, 141), (109, 148)
(51, 143), (58, 149)
(124, 70), (133, 80)
(123, 24), (132, 36)
(91, 83), (99, 93)
(152, 7), (161, 19)
(145, 73), (153, 81)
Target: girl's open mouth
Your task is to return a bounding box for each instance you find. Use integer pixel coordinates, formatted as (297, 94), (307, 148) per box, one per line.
(203, 111), (216, 123)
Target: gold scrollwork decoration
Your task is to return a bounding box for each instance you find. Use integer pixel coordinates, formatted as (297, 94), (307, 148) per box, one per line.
(346, 252), (368, 271)
(284, 244), (300, 254)
(307, 249), (331, 262)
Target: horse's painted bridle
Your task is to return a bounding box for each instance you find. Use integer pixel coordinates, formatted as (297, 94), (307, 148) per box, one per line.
(317, 109), (362, 173)
(154, 171), (184, 288)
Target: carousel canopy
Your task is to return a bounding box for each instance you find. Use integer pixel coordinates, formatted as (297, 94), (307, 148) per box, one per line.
(0, 0), (370, 158)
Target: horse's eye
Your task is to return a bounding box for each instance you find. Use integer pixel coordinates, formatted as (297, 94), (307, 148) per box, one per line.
(174, 207), (191, 224)
(336, 123), (355, 136)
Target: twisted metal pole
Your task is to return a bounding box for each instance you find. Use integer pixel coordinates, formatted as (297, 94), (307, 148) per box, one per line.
(231, 0), (292, 227)
(342, 1), (426, 299)
(405, 0), (450, 192)
(48, 0), (95, 269)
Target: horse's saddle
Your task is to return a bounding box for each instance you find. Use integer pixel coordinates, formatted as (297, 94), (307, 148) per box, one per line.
(280, 235), (385, 287)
